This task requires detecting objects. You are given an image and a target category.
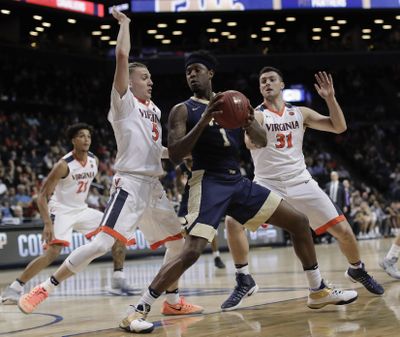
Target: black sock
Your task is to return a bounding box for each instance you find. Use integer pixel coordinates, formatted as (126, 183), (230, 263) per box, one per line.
(16, 278), (25, 286)
(148, 287), (161, 299)
(235, 263), (248, 269)
(50, 276), (59, 286)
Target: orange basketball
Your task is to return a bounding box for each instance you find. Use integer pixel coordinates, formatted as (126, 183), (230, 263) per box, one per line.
(214, 90), (249, 129)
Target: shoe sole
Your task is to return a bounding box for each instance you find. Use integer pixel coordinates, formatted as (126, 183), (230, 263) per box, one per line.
(307, 294), (358, 309)
(345, 271), (384, 295)
(1, 298), (18, 305)
(17, 301), (31, 315)
(119, 324), (154, 333)
(162, 309), (204, 316)
(378, 261), (400, 280)
(221, 284), (259, 312)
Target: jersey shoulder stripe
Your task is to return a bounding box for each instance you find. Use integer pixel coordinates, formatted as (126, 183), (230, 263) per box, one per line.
(64, 155), (74, 163)
(88, 152), (95, 158)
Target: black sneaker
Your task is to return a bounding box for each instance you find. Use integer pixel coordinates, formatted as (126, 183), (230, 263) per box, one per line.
(221, 273), (259, 311)
(345, 263), (384, 295)
(214, 256), (226, 269)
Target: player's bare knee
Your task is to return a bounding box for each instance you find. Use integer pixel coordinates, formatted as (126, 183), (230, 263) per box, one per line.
(292, 212), (310, 235)
(225, 216), (243, 234)
(44, 245), (63, 263)
(181, 247), (201, 269)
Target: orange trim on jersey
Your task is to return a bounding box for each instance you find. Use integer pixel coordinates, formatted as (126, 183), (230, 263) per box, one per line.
(47, 239), (70, 247)
(263, 102), (286, 117)
(135, 95), (150, 106)
(99, 226), (136, 246)
(72, 151), (88, 167)
(85, 227), (102, 240)
(315, 215), (346, 235)
(150, 233), (183, 250)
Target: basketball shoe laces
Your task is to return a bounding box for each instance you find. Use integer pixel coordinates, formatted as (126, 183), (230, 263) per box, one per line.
(227, 282), (250, 303)
(26, 287), (48, 308)
(352, 269), (378, 289)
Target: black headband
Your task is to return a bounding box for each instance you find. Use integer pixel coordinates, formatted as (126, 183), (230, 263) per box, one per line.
(185, 55), (215, 70)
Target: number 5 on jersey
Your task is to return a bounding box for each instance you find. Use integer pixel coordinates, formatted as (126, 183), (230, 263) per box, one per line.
(152, 122), (160, 141)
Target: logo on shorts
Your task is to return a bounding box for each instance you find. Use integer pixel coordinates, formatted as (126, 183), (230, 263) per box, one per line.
(0, 233), (7, 249)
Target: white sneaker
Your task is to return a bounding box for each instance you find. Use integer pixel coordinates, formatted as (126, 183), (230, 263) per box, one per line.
(119, 305), (154, 333)
(108, 277), (138, 296)
(1, 286), (22, 305)
(307, 284), (358, 309)
(379, 257), (400, 279)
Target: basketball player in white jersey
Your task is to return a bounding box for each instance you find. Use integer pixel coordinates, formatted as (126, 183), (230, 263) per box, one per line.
(18, 8), (202, 332)
(0, 123), (135, 304)
(222, 67), (384, 311)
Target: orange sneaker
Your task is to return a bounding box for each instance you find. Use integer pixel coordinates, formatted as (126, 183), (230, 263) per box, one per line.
(18, 286), (49, 314)
(161, 296), (204, 316)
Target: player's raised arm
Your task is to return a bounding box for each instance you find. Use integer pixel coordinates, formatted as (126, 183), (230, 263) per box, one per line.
(36, 160), (69, 243)
(302, 71), (347, 134)
(111, 7), (131, 97)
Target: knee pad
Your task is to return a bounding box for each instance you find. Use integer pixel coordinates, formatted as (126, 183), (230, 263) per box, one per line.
(66, 232), (115, 274)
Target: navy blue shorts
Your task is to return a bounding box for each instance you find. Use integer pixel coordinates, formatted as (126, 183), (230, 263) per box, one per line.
(185, 170), (282, 241)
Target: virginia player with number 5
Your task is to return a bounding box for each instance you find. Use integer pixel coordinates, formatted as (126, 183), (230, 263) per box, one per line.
(17, 8), (203, 330)
(119, 50), (359, 333)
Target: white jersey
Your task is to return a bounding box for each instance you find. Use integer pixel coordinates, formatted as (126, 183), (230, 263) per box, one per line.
(108, 87), (163, 177)
(49, 151), (98, 211)
(251, 103), (310, 182)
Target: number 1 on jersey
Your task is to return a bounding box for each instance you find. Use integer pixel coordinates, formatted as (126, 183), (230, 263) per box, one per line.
(219, 128), (231, 147)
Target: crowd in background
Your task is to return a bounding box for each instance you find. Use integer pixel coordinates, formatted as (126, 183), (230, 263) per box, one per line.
(0, 49), (399, 244)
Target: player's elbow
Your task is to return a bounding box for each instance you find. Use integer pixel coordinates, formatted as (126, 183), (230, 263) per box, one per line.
(334, 125), (347, 134)
(115, 48), (129, 60)
(168, 147), (183, 165)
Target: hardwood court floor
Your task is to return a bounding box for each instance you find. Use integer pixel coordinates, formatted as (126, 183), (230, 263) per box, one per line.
(1, 238), (400, 337)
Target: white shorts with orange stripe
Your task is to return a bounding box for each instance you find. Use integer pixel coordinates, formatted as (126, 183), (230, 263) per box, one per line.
(99, 172), (182, 249)
(49, 207), (103, 246)
(254, 170), (346, 235)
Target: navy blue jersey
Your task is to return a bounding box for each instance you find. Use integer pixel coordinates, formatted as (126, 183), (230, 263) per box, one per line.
(184, 98), (242, 173)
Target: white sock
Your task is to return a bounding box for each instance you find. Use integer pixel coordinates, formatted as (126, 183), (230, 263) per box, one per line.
(137, 288), (159, 308)
(349, 261), (363, 269)
(165, 290), (180, 304)
(213, 251), (220, 258)
(113, 270), (124, 279)
(41, 276), (59, 293)
(10, 280), (24, 292)
(387, 244), (400, 260)
(236, 265), (250, 275)
(305, 267), (322, 291)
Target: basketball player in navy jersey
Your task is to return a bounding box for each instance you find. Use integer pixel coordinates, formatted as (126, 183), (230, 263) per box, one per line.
(119, 50), (358, 331)
(177, 158), (225, 269)
(223, 66), (384, 311)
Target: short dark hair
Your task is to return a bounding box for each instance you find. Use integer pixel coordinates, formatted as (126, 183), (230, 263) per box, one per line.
(185, 50), (218, 71)
(259, 66), (284, 81)
(128, 62), (147, 76)
(66, 123), (93, 141)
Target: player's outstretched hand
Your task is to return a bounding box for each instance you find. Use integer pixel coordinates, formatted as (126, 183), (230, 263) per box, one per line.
(112, 6), (131, 24)
(314, 71), (335, 100)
